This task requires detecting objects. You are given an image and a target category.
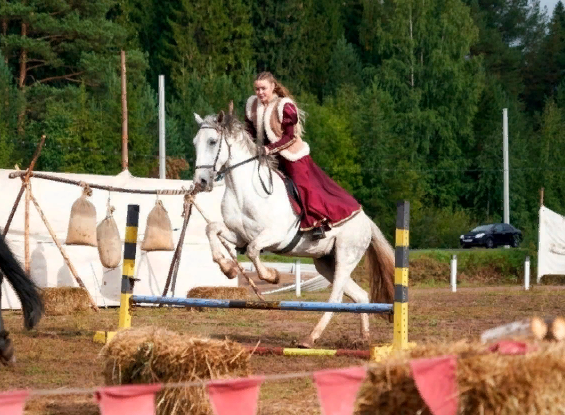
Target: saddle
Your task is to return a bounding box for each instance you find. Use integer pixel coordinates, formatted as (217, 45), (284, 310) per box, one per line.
(277, 171), (304, 218)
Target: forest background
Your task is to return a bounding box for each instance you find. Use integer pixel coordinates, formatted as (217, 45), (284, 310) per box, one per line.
(1, 0), (565, 249)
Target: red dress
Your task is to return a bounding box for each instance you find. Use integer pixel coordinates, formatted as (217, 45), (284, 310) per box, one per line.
(245, 101), (361, 231)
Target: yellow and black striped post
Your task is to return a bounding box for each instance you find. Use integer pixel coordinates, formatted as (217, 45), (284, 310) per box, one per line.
(393, 200), (409, 350)
(118, 204), (140, 330)
(93, 204), (139, 344)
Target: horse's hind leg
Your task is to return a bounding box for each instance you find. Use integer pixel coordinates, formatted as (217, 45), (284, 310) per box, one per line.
(246, 230), (288, 284)
(314, 256), (371, 339)
(299, 253), (362, 348)
(343, 279), (371, 341)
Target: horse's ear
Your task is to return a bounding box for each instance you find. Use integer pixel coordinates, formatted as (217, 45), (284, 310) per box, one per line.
(217, 110), (225, 124)
(194, 113), (204, 125)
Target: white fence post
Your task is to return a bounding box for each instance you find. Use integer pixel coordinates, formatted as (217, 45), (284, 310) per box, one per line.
(450, 255), (457, 292)
(524, 256), (530, 291)
(295, 259), (301, 297)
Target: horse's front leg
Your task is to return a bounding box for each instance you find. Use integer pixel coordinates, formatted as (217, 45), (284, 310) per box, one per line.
(206, 222), (245, 280)
(246, 230), (285, 284)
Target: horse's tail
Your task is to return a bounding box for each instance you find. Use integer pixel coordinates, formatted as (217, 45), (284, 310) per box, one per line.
(365, 220), (395, 323)
(0, 236), (44, 330)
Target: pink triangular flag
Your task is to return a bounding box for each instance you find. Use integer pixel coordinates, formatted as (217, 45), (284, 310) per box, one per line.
(488, 340), (535, 355)
(207, 376), (265, 415)
(410, 355), (458, 415)
(0, 390), (29, 415)
(94, 384), (162, 415)
(313, 366), (366, 415)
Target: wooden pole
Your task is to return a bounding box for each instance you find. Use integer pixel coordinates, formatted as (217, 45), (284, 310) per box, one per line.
(24, 181), (30, 274)
(9, 171), (195, 195)
(28, 191), (99, 312)
(121, 50), (128, 171)
(540, 187), (545, 207)
(3, 135), (46, 236)
(190, 197), (265, 301)
(161, 199), (192, 299)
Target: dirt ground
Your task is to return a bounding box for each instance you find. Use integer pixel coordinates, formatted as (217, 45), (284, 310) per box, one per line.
(0, 285), (563, 414)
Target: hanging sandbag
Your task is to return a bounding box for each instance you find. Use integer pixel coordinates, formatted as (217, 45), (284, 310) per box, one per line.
(96, 204), (122, 269)
(141, 199), (175, 251)
(65, 186), (97, 246)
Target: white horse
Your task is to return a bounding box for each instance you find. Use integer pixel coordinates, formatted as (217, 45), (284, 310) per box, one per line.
(192, 110), (395, 348)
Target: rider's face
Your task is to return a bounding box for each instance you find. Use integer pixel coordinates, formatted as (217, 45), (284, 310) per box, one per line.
(254, 80), (275, 105)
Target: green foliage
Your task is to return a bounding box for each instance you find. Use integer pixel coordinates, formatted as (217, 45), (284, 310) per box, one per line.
(411, 207), (476, 249)
(324, 35), (364, 98)
(0, 50), (21, 168)
(299, 92), (362, 193)
(2, 0), (565, 253)
(165, 0), (253, 84)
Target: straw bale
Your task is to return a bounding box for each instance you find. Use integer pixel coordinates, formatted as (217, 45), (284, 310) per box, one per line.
(101, 326), (251, 415)
(41, 287), (92, 316)
(186, 286), (249, 312)
(355, 340), (565, 415)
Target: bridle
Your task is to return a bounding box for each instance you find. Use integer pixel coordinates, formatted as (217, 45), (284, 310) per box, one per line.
(194, 124), (273, 194)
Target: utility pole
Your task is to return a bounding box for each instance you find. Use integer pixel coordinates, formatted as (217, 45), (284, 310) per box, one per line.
(159, 75), (166, 179)
(503, 108), (509, 225)
(121, 51), (128, 171)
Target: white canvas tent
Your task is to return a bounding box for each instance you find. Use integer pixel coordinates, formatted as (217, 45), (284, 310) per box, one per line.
(537, 205), (565, 282)
(0, 169), (236, 310)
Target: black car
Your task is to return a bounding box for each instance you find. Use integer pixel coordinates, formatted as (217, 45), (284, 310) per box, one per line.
(460, 223), (522, 249)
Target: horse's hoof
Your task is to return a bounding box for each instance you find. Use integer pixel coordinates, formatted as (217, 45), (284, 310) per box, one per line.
(267, 268), (280, 284)
(219, 260), (239, 279)
(226, 265), (240, 280)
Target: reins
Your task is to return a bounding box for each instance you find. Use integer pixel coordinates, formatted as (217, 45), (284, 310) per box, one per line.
(194, 124), (274, 194)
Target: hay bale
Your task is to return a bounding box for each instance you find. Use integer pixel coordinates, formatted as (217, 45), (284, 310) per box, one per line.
(355, 340), (565, 415)
(186, 287), (249, 312)
(101, 327), (250, 415)
(41, 287), (92, 315)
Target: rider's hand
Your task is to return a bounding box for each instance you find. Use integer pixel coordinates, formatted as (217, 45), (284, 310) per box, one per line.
(259, 146), (270, 156)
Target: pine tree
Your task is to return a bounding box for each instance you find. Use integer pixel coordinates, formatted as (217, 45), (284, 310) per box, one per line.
(362, 0), (484, 207)
(0, 50), (21, 168)
(324, 35), (364, 98)
(165, 0), (253, 85)
(522, 1), (565, 113)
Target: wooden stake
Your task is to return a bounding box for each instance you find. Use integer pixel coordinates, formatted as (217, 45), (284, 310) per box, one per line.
(481, 316), (565, 343)
(29, 191), (99, 312)
(540, 187), (544, 207)
(121, 50), (128, 171)
(24, 181), (30, 274)
(190, 198), (265, 301)
(161, 198), (193, 299)
(481, 318), (545, 343)
(3, 135), (46, 236)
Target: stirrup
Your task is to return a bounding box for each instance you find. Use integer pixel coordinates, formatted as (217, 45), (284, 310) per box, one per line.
(311, 227), (326, 240)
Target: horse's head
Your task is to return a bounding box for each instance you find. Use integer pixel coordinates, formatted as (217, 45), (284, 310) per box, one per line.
(192, 111), (231, 192)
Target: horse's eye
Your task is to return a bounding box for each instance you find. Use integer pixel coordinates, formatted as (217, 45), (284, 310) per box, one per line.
(209, 139), (217, 146)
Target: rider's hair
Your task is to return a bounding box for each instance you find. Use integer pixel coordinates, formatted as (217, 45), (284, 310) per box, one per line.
(255, 72), (295, 102)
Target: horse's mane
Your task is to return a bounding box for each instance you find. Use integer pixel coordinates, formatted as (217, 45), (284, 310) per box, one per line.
(200, 113), (279, 171)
